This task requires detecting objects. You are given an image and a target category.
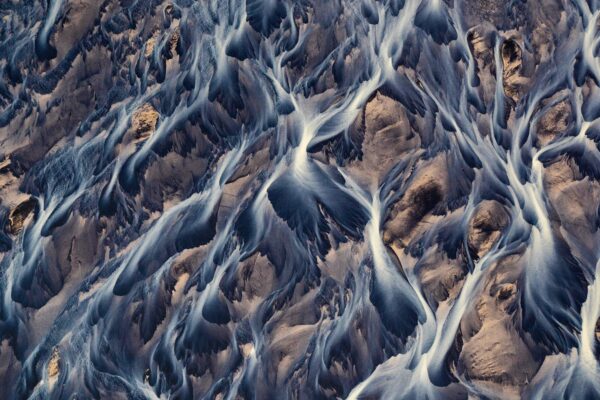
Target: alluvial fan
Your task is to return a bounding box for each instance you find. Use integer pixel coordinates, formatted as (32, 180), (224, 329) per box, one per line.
(1, 0), (600, 399)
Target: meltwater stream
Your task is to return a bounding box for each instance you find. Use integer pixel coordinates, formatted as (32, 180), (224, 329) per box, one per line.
(1, 0), (600, 398)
